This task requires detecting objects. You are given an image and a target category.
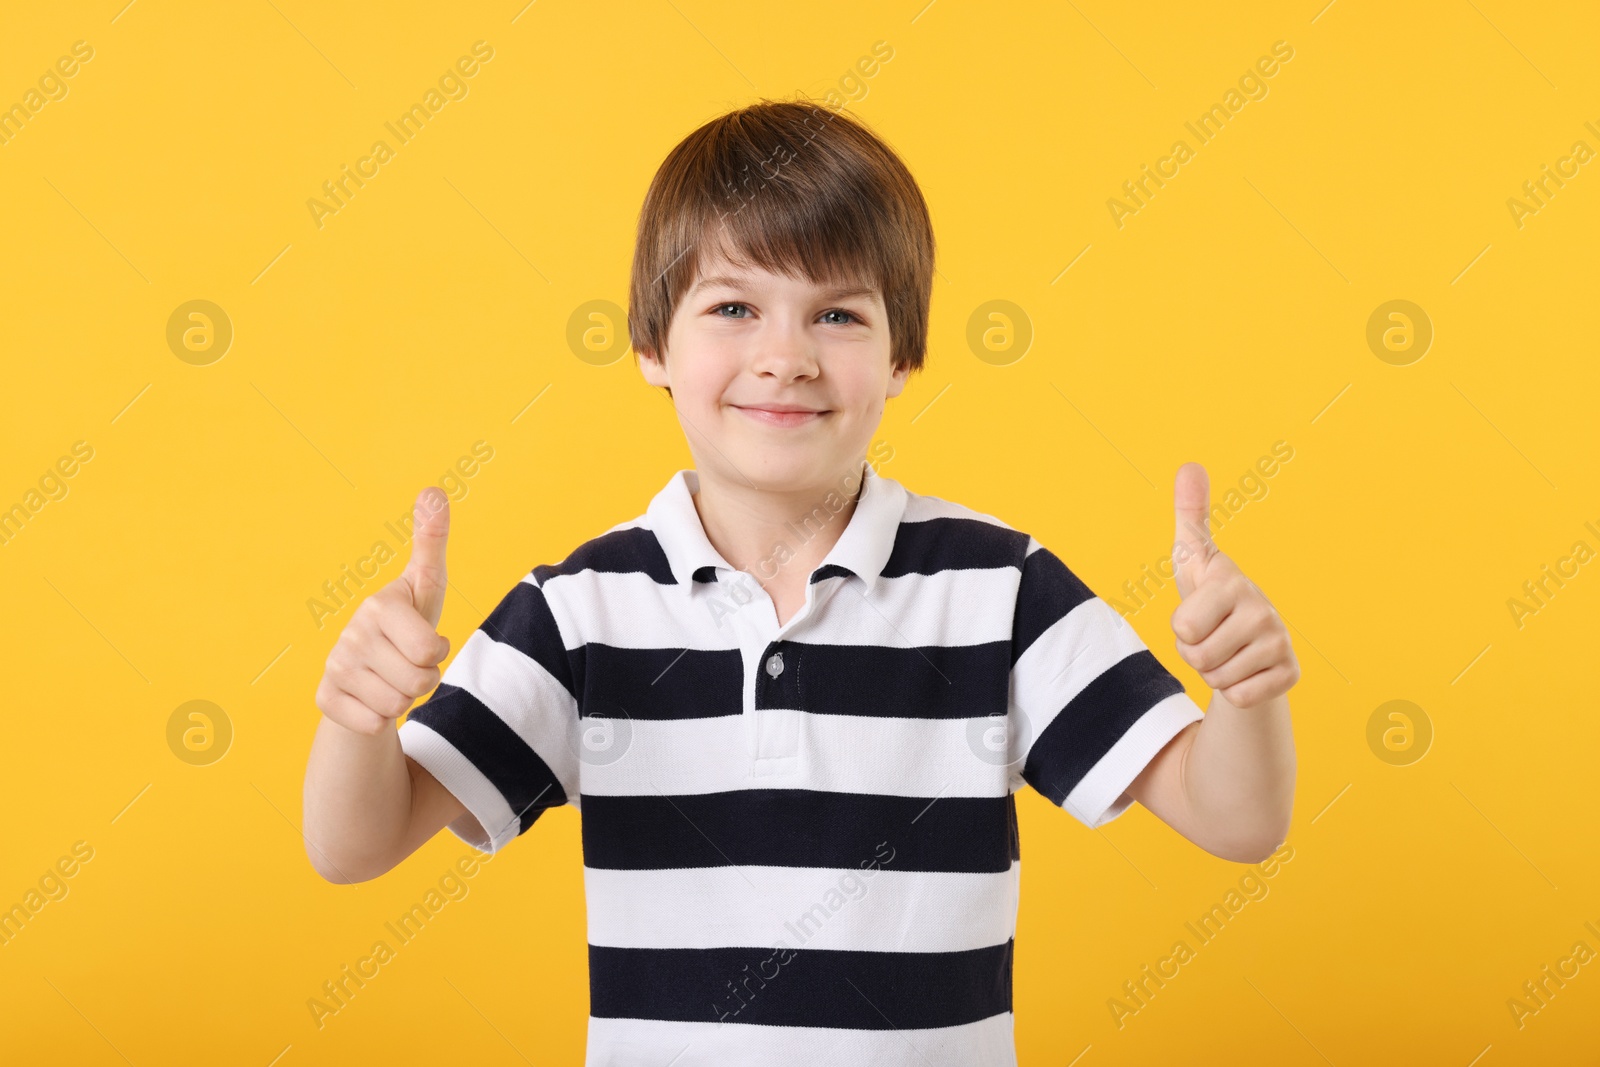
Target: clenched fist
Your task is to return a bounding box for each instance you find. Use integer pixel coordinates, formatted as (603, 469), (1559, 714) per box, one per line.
(1169, 462), (1300, 709)
(315, 487), (453, 735)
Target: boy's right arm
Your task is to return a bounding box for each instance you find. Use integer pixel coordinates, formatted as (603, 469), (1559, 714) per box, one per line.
(302, 488), (480, 883)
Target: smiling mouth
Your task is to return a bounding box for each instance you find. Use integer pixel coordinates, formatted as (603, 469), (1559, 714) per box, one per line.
(733, 406), (829, 427)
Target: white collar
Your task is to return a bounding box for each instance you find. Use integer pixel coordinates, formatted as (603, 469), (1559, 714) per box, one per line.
(643, 461), (908, 597)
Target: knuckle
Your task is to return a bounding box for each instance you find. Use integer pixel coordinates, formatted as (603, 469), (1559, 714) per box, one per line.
(424, 634), (449, 666)
(415, 666), (442, 696)
(352, 709), (385, 736)
(371, 605), (398, 637)
(346, 618), (376, 653)
(328, 697), (364, 733)
(405, 634), (437, 667)
(349, 632), (377, 666)
(333, 702), (364, 731)
(326, 636), (357, 672)
(375, 590), (409, 621)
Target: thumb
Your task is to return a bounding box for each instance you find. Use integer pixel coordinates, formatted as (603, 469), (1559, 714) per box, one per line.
(1172, 462), (1215, 599)
(403, 486), (450, 628)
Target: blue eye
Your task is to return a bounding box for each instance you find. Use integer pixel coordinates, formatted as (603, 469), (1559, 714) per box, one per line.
(710, 303), (862, 324)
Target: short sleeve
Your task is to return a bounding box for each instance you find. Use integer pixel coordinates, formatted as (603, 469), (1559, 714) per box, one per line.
(398, 569), (581, 854)
(1009, 536), (1204, 828)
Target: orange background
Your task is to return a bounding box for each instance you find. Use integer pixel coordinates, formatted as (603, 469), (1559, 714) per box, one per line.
(2, 1), (1597, 1063)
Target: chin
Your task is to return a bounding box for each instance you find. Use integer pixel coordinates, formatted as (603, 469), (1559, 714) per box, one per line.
(718, 444), (826, 486)
(759, 448), (867, 489)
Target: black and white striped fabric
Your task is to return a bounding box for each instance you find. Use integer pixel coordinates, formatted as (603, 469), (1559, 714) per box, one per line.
(398, 462), (1204, 1066)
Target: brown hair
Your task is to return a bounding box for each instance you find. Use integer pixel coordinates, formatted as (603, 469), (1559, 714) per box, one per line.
(629, 97), (935, 384)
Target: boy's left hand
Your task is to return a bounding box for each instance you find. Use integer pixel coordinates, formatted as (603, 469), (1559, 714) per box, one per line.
(1169, 462), (1300, 709)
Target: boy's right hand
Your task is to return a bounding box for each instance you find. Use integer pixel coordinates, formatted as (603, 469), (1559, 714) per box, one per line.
(315, 487), (453, 736)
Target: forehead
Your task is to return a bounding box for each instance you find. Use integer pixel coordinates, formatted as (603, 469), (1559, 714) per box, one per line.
(688, 250), (881, 302)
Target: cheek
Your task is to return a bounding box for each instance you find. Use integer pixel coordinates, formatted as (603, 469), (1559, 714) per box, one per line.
(836, 367), (891, 412)
(677, 361), (735, 410)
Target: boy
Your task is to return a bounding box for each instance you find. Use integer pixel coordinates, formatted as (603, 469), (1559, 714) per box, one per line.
(303, 98), (1297, 1065)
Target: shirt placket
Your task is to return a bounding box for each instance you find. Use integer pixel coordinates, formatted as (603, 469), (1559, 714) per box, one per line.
(720, 569), (830, 774)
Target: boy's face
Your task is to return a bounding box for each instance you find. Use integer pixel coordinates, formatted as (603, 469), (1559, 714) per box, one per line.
(640, 243), (909, 493)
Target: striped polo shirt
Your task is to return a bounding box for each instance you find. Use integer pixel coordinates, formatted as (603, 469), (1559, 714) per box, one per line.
(398, 461), (1205, 1066)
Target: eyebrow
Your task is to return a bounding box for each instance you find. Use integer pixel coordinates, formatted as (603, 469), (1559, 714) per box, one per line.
(689, 274), (879, 301)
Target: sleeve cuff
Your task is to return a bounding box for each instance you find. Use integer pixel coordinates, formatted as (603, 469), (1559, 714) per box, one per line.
(398, 717), (520, 854)
(1062, 690), (1205, 828)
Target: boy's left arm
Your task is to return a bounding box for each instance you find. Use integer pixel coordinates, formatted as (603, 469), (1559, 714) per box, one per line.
(1123, 462), (1298, 863)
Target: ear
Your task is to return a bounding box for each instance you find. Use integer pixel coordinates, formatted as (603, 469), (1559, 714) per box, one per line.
(885, 358), (911, 400)
(637, 344), (669, 388)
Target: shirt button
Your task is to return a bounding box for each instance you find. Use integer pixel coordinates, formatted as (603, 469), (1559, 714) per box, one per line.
(765, 651), (785, 678)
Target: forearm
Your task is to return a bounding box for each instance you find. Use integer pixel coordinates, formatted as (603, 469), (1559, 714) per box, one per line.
(302, 717), (415, 883)
(1179, 689), (1296, 861)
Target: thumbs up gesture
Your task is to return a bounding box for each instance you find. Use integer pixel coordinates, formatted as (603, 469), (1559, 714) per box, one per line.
(402, 486), (451, 630)
(1169, 463), (1300, 709)
(315, 488), (454, 736)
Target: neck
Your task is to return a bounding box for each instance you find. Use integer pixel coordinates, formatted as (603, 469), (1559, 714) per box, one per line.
(691, 457), (868, 589)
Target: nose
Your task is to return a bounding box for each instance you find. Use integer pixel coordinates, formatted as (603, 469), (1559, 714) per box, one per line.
(750, 318), (819, 381)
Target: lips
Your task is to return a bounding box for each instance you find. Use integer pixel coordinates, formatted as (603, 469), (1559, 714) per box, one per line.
(733, 404), (828, 427)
